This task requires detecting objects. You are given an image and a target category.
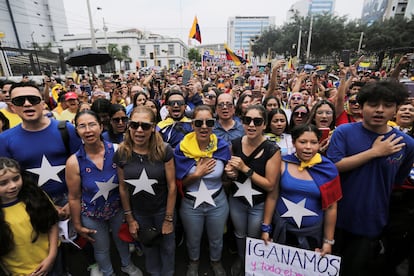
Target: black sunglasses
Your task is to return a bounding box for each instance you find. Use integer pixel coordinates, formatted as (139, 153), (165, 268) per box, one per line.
(168, 100), (185, 106)
(11, 95), (42, 106)
(293, 111), (308, 117)
(111, 116), (129, 123)
(204, 93), (216, 99)
(348, 100), (358, 105)
(129, 121), (153, 130)
(193, 119), (215, 128)
(242, 116), (264, 126)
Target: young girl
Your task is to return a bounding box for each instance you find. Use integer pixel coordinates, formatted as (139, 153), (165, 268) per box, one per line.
(0, 157), (59, 275)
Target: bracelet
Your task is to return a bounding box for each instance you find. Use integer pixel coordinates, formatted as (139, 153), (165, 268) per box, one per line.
(164, 218), (173, 223)
(124, 210), (132, 215)
(261, 223), (272, 233)
(323, 238), (335, 245)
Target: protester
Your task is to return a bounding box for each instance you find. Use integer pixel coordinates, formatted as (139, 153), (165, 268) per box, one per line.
(262, 124), (342, 256)
(66, 110), (142, 276)
(264, 108), (294, 156)
(0, 157), (59, 275)
(213, 93), (245, 146)
(102, 104), (128, 144)
(0, 81), (21, 128)
(225, 105), (281, 276)
(289, 104), (310, 129)
(157, 91), (193, 149)
(114, 106), (176, 276)
(175, 105), (231, 276)
(327, 80), (414, 275)
(0, 111), (10, 132)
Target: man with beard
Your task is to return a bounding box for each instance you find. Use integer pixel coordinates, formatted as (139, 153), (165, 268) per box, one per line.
(157, 91), (193, 149)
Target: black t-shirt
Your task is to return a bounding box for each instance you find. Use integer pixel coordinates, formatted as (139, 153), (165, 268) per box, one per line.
(113, 143), (173, 215)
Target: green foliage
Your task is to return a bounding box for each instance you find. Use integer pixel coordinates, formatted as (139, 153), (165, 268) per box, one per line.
(251, 13), (414, 61)
(188, 48), (201, 62)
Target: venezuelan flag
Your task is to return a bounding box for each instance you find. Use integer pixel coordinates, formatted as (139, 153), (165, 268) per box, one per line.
(189, 16), (202, 44)
(224, 44), (247, 66)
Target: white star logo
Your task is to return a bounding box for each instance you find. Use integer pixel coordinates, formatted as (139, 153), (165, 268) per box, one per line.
(187, 179), (219, 209)
(27, 155), (65, 187)
(125, 168), (157, 195)
(90, 175), (119, 202)
(233, 178), (262, 207)
(280, 197), (318, 228)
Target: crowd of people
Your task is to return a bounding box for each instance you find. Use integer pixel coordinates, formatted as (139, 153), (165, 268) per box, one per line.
(0, 53), (413, 276)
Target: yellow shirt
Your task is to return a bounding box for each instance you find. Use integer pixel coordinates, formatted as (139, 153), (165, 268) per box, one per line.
(0, 108), (22, 128)
(2, 201), (50, 275)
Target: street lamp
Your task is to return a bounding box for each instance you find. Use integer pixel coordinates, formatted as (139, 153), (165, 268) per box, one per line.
(161, 49), (169, 70)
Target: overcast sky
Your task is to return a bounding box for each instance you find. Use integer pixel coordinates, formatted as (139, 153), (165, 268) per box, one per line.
(63, 0), (364, 45)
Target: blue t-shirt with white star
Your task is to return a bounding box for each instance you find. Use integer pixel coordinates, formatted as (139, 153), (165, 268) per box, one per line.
(0, 119), (81, 201)
(75, 141), (121, 219)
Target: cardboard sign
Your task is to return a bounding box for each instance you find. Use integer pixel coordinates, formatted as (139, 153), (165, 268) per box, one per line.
(245, 237), (341, 276)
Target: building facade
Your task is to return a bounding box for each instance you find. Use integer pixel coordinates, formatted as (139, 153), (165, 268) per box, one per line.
(0, 0), (68, 49)
(361, 0), (414, 25)
(308, 0), (336, 15)
(227, 16), (275, 55)
(60, 30), (188, 72)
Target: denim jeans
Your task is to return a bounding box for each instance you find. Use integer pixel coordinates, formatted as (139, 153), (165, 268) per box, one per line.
(81, 210), (131, 276)
(135, 210), (175, 276)
(180, 189), (229, 262)
(229, 197), (264, 258)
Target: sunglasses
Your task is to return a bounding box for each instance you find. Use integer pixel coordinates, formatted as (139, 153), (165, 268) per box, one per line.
(11, 95), (42, 106)
(168, 100), (185, 106)
(193, 119), (215, 128)
(204, 93), (216, 99)
(348, 100), (358, 105)
(242, 116), (264, 126)
(217, 102), (233, 109)
(291, 96), (302, 101)
(293, 111), (308, 117)
(111, 116), (129, 123)
(129, 121), (153, 130)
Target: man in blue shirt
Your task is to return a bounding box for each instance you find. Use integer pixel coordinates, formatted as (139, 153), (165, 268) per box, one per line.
(327, 80), (414, 275)
(213, 93), (244, 146)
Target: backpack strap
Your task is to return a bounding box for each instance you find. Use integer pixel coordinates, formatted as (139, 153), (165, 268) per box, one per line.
(58, 120), (70, 157)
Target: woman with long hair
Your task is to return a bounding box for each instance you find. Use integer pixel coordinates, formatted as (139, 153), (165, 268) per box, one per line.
(66, 110), (142, 276)
(225, 105), (281, 276)
(264, 108), (294, 156)
(102, 104), (128, 144)
(174, 105), (231, 276)
(114, 106), (176, 276)
(0, 157), (59, 275)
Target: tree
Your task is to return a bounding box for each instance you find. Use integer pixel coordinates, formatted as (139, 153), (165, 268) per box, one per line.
(108, 44), (131, 70)
(188, 48), (201, 62)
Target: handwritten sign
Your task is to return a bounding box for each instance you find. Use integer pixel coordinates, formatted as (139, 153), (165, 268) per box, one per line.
(245, 237), (341, 276)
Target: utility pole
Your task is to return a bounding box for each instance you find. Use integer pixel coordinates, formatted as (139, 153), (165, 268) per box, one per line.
(357, 32), (364, 54)
(297, 25), (302, 60)
(86, 0), (96, 49)
(306, 15), (313, 63)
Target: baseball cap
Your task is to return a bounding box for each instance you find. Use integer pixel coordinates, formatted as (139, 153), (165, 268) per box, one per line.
(65, 92), (78, 101)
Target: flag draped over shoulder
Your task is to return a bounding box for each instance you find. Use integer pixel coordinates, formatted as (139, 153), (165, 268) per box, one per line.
(189, 16), (202, 44)
(282, 154), (342, 210)
(224, 44), (247, 66)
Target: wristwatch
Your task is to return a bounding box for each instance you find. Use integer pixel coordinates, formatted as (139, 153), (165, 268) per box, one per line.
(245, 168), (254, 177)
(323, 238), (335, 245)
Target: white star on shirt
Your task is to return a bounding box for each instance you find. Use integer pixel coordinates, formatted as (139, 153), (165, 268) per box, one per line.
(125, 168), (157, 195)
(280, 197), (318, 228)
(187, 179), (219, 209)
(233, 178), (262, 207)
(90, 175), (119, 202)
(27, 155), (65, 187)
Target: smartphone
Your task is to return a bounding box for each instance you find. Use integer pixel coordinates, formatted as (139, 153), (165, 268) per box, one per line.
(403, 82), (414, 97)
(252, 89), (262, 100)
(182, 69), (192, 85)
(319, 128), (330, 143)
(340, 50), (350, 67)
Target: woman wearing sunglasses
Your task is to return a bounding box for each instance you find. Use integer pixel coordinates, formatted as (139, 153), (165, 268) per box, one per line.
(289, 104), (310, 130)
(225, 105), (281, 276)
(262, 124), (341, 257)
(174, 105), (231, 276)
(114, 106), (176, 276)
(66, 110), (142, 276)
(102, 104), (128, 145)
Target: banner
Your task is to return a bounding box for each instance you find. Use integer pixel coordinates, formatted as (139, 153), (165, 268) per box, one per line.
(245, 237), (341, 276)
